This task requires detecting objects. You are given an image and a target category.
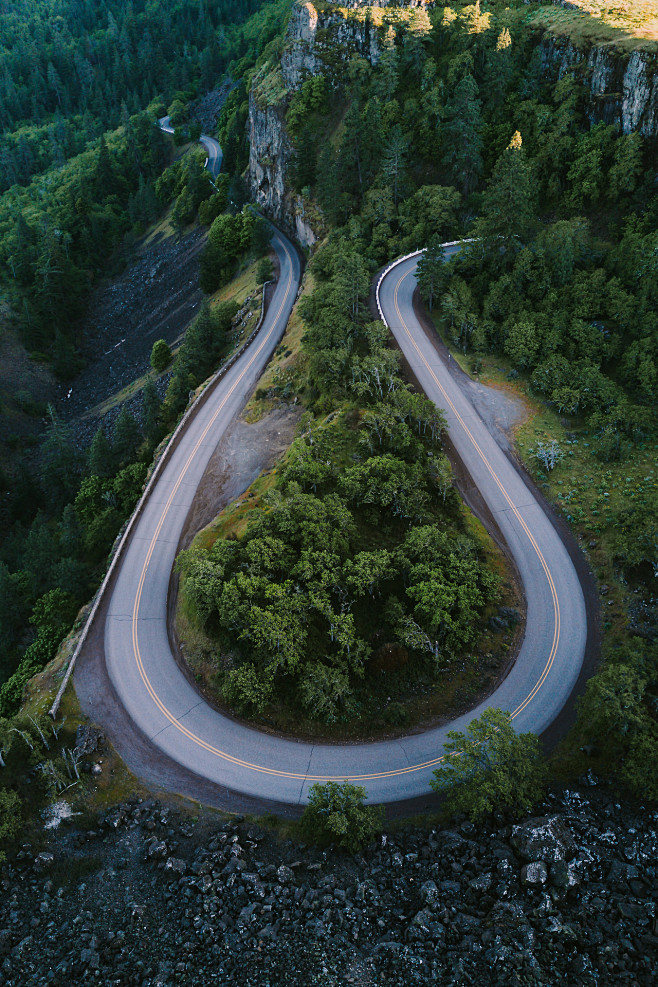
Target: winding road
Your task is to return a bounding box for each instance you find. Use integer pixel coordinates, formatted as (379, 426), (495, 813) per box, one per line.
(73, 128), (589, 808)
(158, 116), (223, 177)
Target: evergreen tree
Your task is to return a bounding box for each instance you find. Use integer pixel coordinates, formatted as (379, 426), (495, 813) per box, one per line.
(112, 406), (141, 468)
(150, 338), (172, 373)
(88, 426), (114, 478)
(416, 238), (447, 311)
(39, 406), (80, 512)
(94, 134), (116, 195)
(475, 131), (536, 247)
(142, 377), (163, 448)
(294, 126), (317, 191)
(382, 124), (407, 206)
(442, 74), (483, 196)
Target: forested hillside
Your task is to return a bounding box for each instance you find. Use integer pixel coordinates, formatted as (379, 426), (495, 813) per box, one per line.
(0, 0), (286, 717)
(0, 0), (275, 189)
(1, 0), (657, 852)
(184, 0), (656, 792)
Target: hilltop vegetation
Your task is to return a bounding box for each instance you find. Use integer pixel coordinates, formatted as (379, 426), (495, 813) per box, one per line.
(191, 0), (657, 789)
(531, 0), (658, 50)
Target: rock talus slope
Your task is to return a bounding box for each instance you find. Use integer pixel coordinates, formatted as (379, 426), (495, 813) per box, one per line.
(1, 785), (655, 985)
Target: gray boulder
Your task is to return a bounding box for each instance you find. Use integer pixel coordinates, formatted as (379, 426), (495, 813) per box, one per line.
(276, 864), (295, 885)
(550, 859), (580, 889)
(163, 857), (187, 878)
(146, 840), (168, 861)
(419, 880), (440, 906)
(33, 853), (54, 873)
(511, 816), (577, 863)
(521, 862), (548, 886)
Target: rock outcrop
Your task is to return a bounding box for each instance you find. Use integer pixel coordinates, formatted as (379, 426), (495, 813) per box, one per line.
(540, 36), (658, 137)
(248, 5), (658, 249)
(280, 0), (382, 90)
(248, 0), (391, 246)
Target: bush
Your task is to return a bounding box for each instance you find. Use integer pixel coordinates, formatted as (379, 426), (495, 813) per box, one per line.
(430, 708), (547, 822)
(257, 257), (273, 284)
(150, 339), (172, 373)
(198, 187), (228, 226)
(0, 788), (22, 863)
(299, 781), (384, 853)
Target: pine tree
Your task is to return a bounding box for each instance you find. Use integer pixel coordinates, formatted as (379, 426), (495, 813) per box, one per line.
(295, 126), (317, 191)
(382, 124), (407, 206)
(94, 134), (116, 195)
(442, 74), (483, 196)
(88, 426), (114, 478)
(112, 406), (141, 468)
(475, 131), (536, 246)
(416, 238), (447, 311)
(142, 377), (163, 448)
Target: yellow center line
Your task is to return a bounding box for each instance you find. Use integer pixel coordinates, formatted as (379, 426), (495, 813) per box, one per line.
(392, 265), (560, 721)
(125, 253), (561, 786)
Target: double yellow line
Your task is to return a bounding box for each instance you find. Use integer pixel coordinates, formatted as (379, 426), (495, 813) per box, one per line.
(125, 254), (560, 785)
(392, 266), (560, 723)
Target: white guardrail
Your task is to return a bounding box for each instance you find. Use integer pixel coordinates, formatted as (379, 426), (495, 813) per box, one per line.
(49, 280), (272, 717)
(50, 235), (472, 717)
(374, 239), (476, 326)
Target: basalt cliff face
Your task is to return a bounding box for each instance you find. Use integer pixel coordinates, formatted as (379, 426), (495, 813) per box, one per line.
(540, 37), (658, 138)
(247, 4), (658, 249)
(247, 86), (318, 249)
(248, 0), (390, 247)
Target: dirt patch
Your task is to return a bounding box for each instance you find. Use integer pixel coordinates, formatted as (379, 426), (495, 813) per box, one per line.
(177, 404), (302, 555)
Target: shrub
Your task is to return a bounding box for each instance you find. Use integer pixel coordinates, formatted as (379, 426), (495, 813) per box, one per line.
(257, 256), (273, 284)
(430, 707), (547, 822)
(0, 788), (22, 862)
(150, 339), (172, 373)
(299, 781), (384, 853)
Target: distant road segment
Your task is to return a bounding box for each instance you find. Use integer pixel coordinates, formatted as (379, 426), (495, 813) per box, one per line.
(158, 115), (223, 177)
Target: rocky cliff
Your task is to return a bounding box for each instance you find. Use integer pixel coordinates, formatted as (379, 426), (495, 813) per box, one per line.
(248, 0), (395, 247)
(248, 82), (318, 248)
(540, 36), (658, 138)
(248, 5), (658, 250)
(280, 0), (383, 90)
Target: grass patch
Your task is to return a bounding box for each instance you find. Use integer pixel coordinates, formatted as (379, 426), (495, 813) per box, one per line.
(531, 0), (658, 50)
(244, 270), (313, 423)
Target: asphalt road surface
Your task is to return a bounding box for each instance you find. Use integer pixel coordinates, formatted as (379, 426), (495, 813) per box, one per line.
(95, 243), (587, 807)
(85, 124), (588, 805)
(159, 116), (223, 177)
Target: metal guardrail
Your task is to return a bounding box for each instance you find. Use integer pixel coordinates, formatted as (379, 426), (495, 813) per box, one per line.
(374, 239), (476, 328)
(50, 234), (468, 716)
(49, 280), (272, 717)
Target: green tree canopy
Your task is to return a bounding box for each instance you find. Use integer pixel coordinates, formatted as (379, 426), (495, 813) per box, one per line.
(299, 781), (384, 853)
(430, 708), (547, 821)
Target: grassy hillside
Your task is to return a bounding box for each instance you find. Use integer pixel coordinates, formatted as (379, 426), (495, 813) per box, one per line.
(531, 0), (658, 50)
